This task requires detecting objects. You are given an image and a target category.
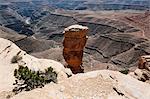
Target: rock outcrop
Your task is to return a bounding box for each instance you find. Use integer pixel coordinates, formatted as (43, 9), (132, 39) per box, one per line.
(138, 55), (150, 71)
(63, 25), (88, 74)
(129, 55), (150, 84)
(130, 69), (150, 84)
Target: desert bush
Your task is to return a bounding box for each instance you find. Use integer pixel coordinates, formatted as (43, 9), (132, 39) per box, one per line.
(119, 69), (129, 75)
(11, 55), (22, 63)
(13, 65), (57, 94)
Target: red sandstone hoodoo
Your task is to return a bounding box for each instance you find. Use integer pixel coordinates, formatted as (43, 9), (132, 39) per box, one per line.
(63, 25), (88, 74)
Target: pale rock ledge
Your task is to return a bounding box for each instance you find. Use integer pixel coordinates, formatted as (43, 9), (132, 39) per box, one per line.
(0, 38), (72, 93)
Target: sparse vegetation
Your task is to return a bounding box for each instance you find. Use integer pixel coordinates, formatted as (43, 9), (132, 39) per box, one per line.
(13, 65), (57, 94)
(119, 69), (129, 75)
(11, 55), (22, 63)
(11, 51), (22, 63)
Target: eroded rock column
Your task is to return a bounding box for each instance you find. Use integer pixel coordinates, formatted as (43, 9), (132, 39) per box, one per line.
(63, 25), (88, 74)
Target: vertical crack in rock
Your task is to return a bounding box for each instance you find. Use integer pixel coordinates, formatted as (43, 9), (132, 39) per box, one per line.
(113, 87), (124, 96)
(0, 44), (12, 55)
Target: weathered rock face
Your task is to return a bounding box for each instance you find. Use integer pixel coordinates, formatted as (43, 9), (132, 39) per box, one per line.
(11, 70), (150, 99)
(0, 38), (72, 97)
(63, 25), (88, 74)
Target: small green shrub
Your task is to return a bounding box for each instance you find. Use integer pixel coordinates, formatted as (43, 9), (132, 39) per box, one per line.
(119, 69), (129, 75)
(11, 55), (22, 63)
(13, 65), (57, 94)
